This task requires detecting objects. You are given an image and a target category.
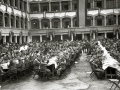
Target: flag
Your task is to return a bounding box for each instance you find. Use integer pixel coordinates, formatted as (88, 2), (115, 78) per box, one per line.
(43, 11), (46, 18)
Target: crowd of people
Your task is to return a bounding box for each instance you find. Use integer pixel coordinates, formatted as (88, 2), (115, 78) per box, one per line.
(0, 40), (83, 81)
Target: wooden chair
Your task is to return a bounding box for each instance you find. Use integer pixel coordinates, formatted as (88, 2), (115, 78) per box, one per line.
(109, 70), (120, 90)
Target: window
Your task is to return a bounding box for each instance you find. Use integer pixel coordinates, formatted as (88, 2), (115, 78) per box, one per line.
(30, 3), (39, 13)
(41, 19), (50, 29)
(73, 17), (77, 27)
(4, 13), (9, 27)
(51, 2), (60, 12)
(118, 15), (120, 25)
(62, 18), (71, 28)
(25, 18), (28, 29)
(87, 0), (93, 9)
(24, 1), (27, 12)
(31, 19), (39, 29)
(40, 3), (49, 12)
(86, 16), (93, 26)
(61, 1), (70, 11)
(20, 0), (23, 10)
(11, 15), (15, 28)
(21, 17), (24, 28)
(3, 0), (8, 5)
(16, 16), (19, 28)
(10, 0), (14, 6)
(0, 12), (3, 27)
(106, 0), (116, 8)
(95, 15), (104, 26)
(106, 14), (116, 25)
(15, 0), (18, 8)
(52, 18), (60, 28)
(73, 0), (77, 10)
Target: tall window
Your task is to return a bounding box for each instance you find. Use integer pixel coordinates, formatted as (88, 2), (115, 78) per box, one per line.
(51, 2), (60, 12)
(73, 0), (77, 10)
(94, 0), (104, 9)
(62, 18), (71, 28)
(20, 0), (23, 11)
(106, 14), (116, 25)
(41, 18), (50, 29)
(0, 12), (3, 27)
(4, 13), (9, 27)
(24, 1), (27, 12)
(86, 16), (93, 26)
(61, 1), (70, 11)
(21, 17), (24, 29)
(10, 0), (14, 6)
(11, 15), (15, 28)
(40, 3), (49, 12)
(25, 18), (28, 29)
(15, 0), (18, 8)
(30, 3), (39, 13)
(106, 0), (116, 8)
(52, 18), (60, 28)
(95, 15), (104, 26)
(118, 0), (120, 8)
(73, 17), (77, 27)
(16, 16), (19, 28)
(87, 0), (93, 9)
(31, 19), (39, 29)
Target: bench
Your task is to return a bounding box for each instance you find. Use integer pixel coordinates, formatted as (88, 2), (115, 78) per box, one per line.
(109, 70), (120, 90)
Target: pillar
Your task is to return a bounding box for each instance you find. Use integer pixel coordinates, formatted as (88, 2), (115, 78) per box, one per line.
(9, 16), (11, 28)
(116, 32), (119, 39)
(40, 35), (42, 42)
(19, 36), (22, 44)
(104, 16), (106, 26)
(93, 16), (95, 26)
(104, 0), (106, 9)
(70, 1), (73, 11)
(15, 35), (17, 43)
(61, 34), (63, 40)
(38, 3), (41, 12)
(82, 33), (84, 39)
(104, 32), (107, 38)
(3, 14), (5, 27)
(71, 18), (73, 27)
(59, 1), (62, 11)
(9, 36), (12, 43)
(60, 19), (62, 28)
(49, 2), (51, 12)
(116, 15), (118, 25)
(116, 0), (118, 8)
(3, 36), (6, 44)
(71, 34), (73, 41)
(50, 34), (52, 41)
(92, 0), (95, 9)
(93, 33), (95, 40)
(24, 36), (26, 43)
(50, 19), (52, 29)
(39, 20), (41, 29)
(77, 0), (87, 28)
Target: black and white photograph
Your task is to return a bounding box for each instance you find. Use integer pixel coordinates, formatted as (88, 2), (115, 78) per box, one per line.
(0, 0), (120, 90)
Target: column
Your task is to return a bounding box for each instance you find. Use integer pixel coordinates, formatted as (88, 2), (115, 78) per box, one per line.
(71, 34), (73, 41)
(9, 16), (11, 28)
(104, 16), (106, 26)
(40, 35), (42, 42)
(92, 0), (95, 9)
(71, 18), (73, 27)
(93, 33), (95, 40)
(82, 33), (84, 39)
(59, 1), (62, 11)
(15, 35), (17, 43)
(104, 0), (106, 9)
(3, 14), (5, 27)
(24, 36), (26, 43)
(14, 16), (16, 28)
(9, 36), (12, 43)
(116, 0), (118, 8)
(104, 32), (107, 38)
(116, 32), (119, 39)
(3, 36), (6, 44)
(38, 3), (41, 12)
(50, 35), (52, 41)
(93, 16), (95, 26)
(19, 18), (21, 29)
(39, 20), (41, 29)
(61, 34), (63, 40)
(116, 15), (118, 25)
(70, 1), (72, 11)
(60, 19), (62, 28)
(19, 36), (22, 44)
(49, 2), (51, 12)
(50, 19), (52, 29)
